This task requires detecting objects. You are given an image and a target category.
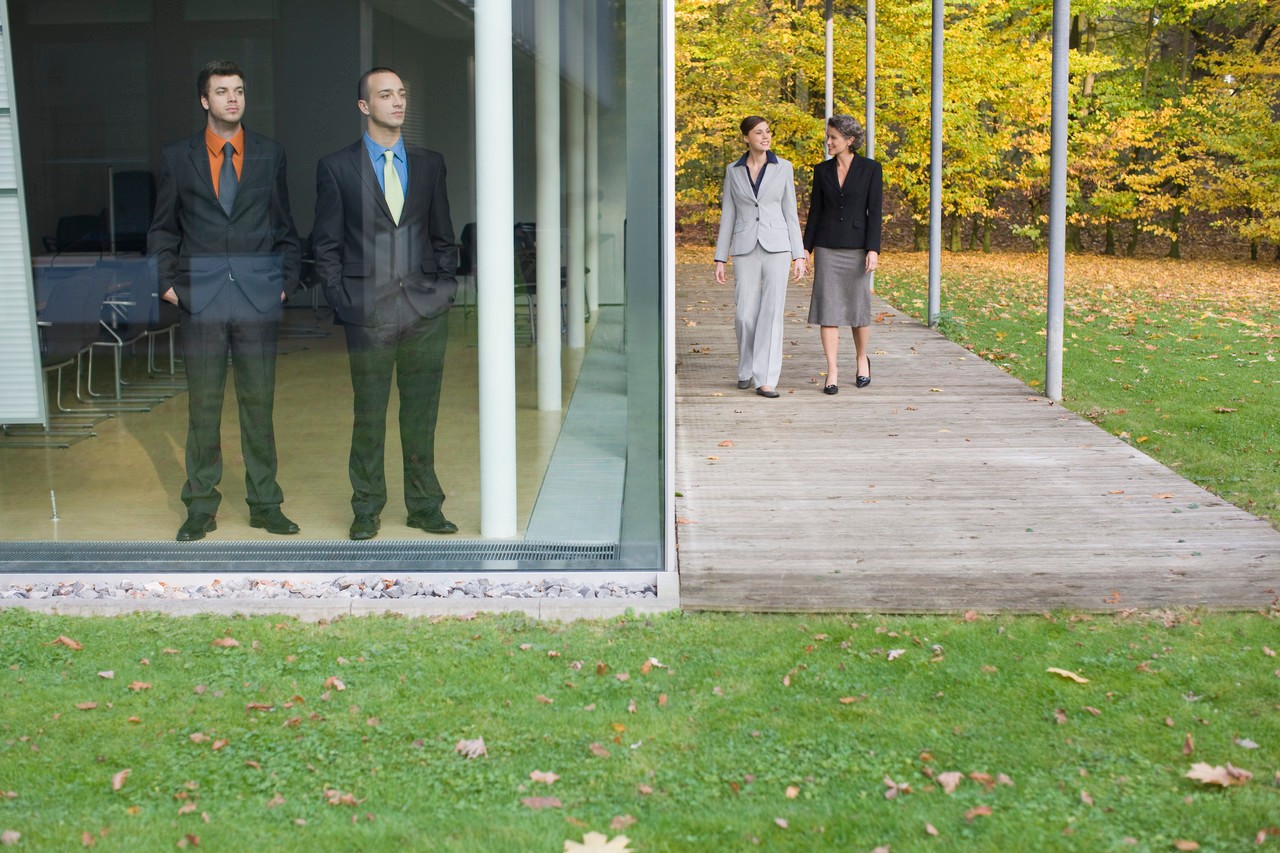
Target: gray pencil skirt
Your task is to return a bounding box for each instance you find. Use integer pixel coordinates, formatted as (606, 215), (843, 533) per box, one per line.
(807, 247), (871, 327)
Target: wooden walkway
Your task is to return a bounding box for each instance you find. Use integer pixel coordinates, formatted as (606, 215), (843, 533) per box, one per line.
(674, 264), (1280, 612)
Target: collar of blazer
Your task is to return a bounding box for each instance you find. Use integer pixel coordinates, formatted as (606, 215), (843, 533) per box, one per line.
(821, 154), (866, 194)
(351, 138), (414, 224)
(187, 128), (261, 215)
(732, 151), (781, 197)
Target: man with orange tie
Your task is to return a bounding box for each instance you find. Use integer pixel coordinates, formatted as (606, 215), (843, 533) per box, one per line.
(148, 59), (302, 542)
(311, 67), (459, 541)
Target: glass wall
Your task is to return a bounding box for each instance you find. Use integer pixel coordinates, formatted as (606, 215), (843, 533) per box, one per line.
(0, 0), (668, 572)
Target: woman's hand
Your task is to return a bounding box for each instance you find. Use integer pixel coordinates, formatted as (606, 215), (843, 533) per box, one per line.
(865, 250), (879, 274)
(714, 260), (727, 285)
(792, 257), (807, 280)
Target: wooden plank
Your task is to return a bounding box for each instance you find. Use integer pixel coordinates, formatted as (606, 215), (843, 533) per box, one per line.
(674, 264), (1280, 611)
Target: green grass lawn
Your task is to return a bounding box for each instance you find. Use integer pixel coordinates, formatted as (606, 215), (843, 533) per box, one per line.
(875, 252), (1280, 529)
(2, 609), (1278, 850)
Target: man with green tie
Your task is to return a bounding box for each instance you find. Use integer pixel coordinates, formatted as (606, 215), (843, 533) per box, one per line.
(311, 67), (460, 541)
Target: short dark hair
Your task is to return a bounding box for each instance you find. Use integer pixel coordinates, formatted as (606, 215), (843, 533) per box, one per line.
(740, 115), (768, 136)
(197, 59), (245, 101)
(358, 67), (401, 102)
(827, 114), (866, 151)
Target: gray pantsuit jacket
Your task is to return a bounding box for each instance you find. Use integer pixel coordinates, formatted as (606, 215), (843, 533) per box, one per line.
(713, 154), (805, 262)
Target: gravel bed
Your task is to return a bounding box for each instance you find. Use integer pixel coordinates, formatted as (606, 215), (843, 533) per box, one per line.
(0, 576), (658, 602)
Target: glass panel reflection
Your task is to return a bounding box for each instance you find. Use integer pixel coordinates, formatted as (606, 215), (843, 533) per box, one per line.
(0, 0), (664, 570)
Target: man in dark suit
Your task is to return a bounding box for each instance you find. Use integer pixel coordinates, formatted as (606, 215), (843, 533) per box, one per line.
(311, 67), (459, 541)
(148, 59), (302, 542)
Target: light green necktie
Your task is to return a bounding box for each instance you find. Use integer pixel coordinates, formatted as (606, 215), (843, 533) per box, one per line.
(383, 149), (404, 224)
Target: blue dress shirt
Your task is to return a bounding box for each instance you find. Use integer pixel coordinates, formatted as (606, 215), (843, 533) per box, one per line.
(363, 133), (408, 195)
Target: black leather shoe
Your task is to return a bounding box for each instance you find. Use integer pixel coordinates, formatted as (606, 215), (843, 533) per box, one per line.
(823, 384), (839, 395)
(756, 388), (780, 398)
(856, 357), (872, 388)
(177, 512), (216, 542)
(249, 507), (300, 535)
(407, 508), (459, 534)
(736, 379), (752, 390)
(349, 514), (381, 541)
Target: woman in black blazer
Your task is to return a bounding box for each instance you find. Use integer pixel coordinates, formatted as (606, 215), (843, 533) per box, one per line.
(803, 114), (883, 395)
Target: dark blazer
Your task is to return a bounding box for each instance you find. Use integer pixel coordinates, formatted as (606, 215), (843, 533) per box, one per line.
(311, 140), (458, 327)
(148, 129), (302, 315)
(802, 155), (883, 254)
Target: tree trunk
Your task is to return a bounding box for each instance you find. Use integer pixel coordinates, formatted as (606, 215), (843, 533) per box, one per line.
(949, 216), (962, 252)
(1141, 7), (1156, 98)
(914, 219), (928, 252)
(982, 218), (992, 253)
(1167, 207), (1182, 259)
(1181, 24), (1193, 92)
(1104, 221), (1115, 256)
(969, 216), (981, 251)
(1066, 222), (1082, 253)
(1080, 15), (1097, 114)
(1126, 222), (1139, 257)
(1250, 238), (1258, 261)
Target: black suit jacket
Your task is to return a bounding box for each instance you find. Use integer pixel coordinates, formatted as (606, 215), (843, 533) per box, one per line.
(148, 129), (302, 315)
(311, 140), (458, 327)
(802, 155), (883, 254)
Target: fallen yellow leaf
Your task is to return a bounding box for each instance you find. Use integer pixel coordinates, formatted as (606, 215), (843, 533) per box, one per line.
(1046, 667), (1089, 683)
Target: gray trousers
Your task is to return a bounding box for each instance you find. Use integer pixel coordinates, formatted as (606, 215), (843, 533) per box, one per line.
(732, 243), (790, 388)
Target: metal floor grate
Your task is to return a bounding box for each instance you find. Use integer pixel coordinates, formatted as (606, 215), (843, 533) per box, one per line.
(0, 539), (618, 572)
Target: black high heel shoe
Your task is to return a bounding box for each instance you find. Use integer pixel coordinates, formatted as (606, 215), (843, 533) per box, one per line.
(855, 357), (872, 388)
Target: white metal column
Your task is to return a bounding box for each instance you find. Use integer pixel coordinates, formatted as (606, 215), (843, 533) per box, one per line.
(475, 0), (518, 537)
(535, 0), (562, 411)
(0, 6), (43, 426)
(584, 0), (600, 315)
(823, 0), (833, 121)
(564, 0), (587, 348)
(865, 0), (875, 159)
(927, 0), (943, 327)
(1045, 0), (1070, 400)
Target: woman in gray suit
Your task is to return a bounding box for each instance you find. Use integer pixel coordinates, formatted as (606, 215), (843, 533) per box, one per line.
(714, 116), (807, 398)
